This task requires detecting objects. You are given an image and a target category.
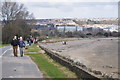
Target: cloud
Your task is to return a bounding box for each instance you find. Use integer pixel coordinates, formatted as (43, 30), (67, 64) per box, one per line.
(24, 2), (75, 12)
(8, 0), (120, 2)
(26, 2), (117, 7)
(22, 2), (118, 19)
(24, 2), (117, 12)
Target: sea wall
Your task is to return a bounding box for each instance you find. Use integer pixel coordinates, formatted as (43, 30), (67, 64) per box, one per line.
(39, 45), (103, 80)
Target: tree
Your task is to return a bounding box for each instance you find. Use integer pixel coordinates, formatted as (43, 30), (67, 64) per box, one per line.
(32, 32), (40, 38)
(0, 1), (35, 43)
(111, 31), (118, 37)
(96, 32), (103, 36)
(104, 32), (109, 37)
(65, 31), (74, 37)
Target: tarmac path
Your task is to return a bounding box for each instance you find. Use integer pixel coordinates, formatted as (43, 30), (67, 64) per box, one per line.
(0, 46), (43, 78)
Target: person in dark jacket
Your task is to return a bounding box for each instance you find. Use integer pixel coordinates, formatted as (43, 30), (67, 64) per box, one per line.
(11, 36), (19, 57)
(18, 37), (25, 57)
(26, 38), (30, 45)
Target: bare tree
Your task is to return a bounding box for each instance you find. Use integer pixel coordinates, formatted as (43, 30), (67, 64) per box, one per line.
(0, 1), (34, 24)
(0, 1), (35, 43)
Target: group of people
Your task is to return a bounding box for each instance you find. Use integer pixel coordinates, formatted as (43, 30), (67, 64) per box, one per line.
(11, 36), (25, 57)
(26, 37), (35, 46)
(62, 41), (67, 45)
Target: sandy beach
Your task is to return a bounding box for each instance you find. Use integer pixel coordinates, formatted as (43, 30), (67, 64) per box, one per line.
(41, 37), (119, 78)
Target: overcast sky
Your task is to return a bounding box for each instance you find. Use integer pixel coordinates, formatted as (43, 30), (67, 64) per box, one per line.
(2, 0), (119, 19)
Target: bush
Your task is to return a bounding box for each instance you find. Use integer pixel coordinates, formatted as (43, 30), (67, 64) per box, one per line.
(37, 37), (48, 41)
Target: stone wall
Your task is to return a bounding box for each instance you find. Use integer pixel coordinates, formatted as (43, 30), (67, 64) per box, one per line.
(39, 45), (102, 80)
(39, 45), (117, 80)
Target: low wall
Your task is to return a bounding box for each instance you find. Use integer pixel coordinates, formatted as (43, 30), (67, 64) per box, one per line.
(39, 45), (102, 80)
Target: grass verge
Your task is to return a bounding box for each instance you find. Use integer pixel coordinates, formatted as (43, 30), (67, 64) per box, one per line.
(25, 44), (77, 78)
(0, 44), (10, 47)
(25, 44), (40, 52)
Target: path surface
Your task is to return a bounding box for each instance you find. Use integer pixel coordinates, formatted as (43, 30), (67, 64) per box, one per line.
(1, 46), (43, 78)
(40, 37), (119, 78)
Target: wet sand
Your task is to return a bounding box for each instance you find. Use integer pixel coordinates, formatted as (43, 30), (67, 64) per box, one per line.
(41, 37), (119, 78)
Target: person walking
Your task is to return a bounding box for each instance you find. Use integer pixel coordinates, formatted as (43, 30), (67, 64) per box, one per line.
(11, 36), (19, 57)
(26, 38), (30, 46)
(18, 37), (25, 57)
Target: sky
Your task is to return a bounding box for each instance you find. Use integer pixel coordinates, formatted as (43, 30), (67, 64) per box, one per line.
(1, 0), (119, 19)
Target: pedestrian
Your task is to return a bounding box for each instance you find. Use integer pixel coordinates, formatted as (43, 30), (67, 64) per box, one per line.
(26, 38), (30, 46)
(62, 41), (67, 45)
(18, 37), (25, 57)
(30, 38), (33, 44)
(26, 38), (29, 44)
(29, 39), (32, 46)
(11, 36), (19, 57)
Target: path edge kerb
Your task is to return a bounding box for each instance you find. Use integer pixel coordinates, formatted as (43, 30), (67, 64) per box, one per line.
(25, 54), (43, 78)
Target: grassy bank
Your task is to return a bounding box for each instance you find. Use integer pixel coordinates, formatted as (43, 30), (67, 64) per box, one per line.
(25, 44), (77, 78)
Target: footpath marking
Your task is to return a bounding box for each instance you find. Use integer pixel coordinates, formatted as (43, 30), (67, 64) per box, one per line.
(0, 48), (12, 57)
